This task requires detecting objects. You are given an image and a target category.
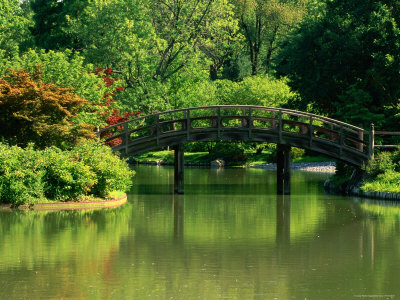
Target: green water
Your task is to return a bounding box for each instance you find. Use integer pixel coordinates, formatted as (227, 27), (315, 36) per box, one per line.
(1, 166), (400, 299)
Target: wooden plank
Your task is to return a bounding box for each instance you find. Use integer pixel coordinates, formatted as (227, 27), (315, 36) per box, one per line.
(374, 145), (400, 148)
(375, 131), (400, 135)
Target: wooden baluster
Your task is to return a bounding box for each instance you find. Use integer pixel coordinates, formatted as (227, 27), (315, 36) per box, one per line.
(339, 125), (344, 157)
(217, 107), (221, 139)
(369, 123), (375, 159)
(95, 127), (100, 140)
(241, 108), (246, 127)
(248, 108), (252, 139)
(358, 124), (364, 152)
(155, 114), (160, 146)
(186, 109), (190, 141)
(124, 122), (129, 155)
(300, 117), (307, 134)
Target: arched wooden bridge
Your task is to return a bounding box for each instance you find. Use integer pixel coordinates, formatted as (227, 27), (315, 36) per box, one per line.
(98, 105), (398, 194)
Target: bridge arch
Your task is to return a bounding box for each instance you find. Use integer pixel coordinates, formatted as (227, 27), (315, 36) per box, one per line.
(99, 105), (373, 168)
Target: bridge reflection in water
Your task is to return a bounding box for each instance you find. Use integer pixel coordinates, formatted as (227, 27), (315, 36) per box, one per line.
(171, 193), (291, 247)
(99, 105), (399, 194)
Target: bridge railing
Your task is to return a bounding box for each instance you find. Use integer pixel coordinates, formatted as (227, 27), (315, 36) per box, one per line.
(373, 130), (400, 150)
(97, 105), (374, 160)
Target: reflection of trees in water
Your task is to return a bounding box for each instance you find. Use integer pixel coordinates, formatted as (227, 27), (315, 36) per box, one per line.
(125, 167), (400, 297)
(0, 205), (134, 298)
(4, 166), (400, 299)
(122, 186), (400, 299)
(0, 204), (133, 267)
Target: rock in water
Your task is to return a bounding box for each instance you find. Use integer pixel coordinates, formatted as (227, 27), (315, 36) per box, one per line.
(210, 159), (225, 168)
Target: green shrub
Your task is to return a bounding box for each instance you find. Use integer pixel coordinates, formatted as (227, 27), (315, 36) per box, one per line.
(184, 142), (210, 152)
(291, 147), (306, 160)
(42, 147), (97, 201)
(0, 142), (134, 204)
(364, 152), (396, 177)
(391, 149), (400, 172)
(0, 144), (45, 205)
(72, 142), (134, 197)
(210, 142), (246, 162)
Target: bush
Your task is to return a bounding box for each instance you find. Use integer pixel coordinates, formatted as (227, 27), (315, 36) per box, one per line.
(42, 147), (97, 201)
(291, 147), (306, 160)
(0, 68), (94, 149)
(0, 144), (45, 205)
(71, 142), (134, 197)
(210, 142), (246, 162)
(364, 152), (396, 177)
(0, 142), (134, 204)
(184, 142), (210, 152)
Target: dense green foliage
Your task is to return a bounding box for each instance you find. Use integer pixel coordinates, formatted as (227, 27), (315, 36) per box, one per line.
(16, 0), (301, 115)
(0, 49), (109, 126)
(0, 142), (134, 204)
(1, 0), (400, 197)
(0, 0), (33, 57)
(361, 150), (400, 193)
(1, 0), (398, 127)
(278, 0), (400, 129)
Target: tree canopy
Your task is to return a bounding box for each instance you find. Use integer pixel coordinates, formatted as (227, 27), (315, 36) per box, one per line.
(278, 0), (400, 128)
(1, 0), (399, 138)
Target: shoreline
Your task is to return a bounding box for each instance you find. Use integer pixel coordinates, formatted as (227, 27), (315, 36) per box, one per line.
(0, 194), (127, 212)
(249, 161), (336, 173)
(135, 160), (337, 172)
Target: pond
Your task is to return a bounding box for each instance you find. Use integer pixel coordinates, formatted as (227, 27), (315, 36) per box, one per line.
(0, 165), (399, 299)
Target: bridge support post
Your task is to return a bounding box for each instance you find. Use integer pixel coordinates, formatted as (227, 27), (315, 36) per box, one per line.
(277, 144), (291, 195)
(174, 144), (184, 194)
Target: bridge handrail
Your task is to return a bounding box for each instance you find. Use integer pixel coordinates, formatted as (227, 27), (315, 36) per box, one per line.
(98, 105), (369, 135)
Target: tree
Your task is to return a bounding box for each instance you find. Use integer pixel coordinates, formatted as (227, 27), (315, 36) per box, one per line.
(0, 69), (94, 148)
(0, 49), (110, 127)
(197, 0), (244, 80)
(71, 0), (245, 112)
(30, 0), (88, 50)
(0, 0), (33, 57)
(278, 0), (400, 128)
(233, 0), (306, 75)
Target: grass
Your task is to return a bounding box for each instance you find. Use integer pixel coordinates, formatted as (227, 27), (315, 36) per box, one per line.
(292, 155), (334, 163)
(361, 171), (400, 194)
(134, 150), (210, 164)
